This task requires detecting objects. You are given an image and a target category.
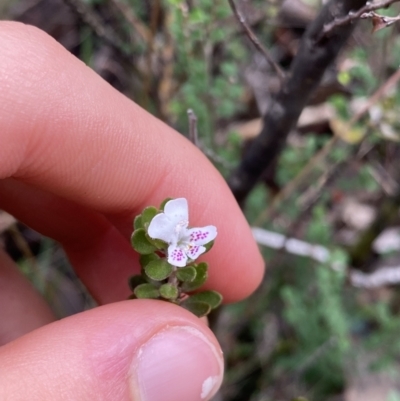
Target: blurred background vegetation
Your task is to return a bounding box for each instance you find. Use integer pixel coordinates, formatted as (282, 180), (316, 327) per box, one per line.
(2, 0), (400, 400)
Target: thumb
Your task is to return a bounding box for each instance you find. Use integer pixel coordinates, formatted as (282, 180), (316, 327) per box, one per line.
(0, 300), (223, 401)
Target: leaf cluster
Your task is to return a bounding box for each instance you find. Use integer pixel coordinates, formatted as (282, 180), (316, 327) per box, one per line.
(129, 199), (222, 317)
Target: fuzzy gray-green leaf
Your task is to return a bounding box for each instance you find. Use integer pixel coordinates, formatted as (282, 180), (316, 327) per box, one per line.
(128, 275), (147, 291)
(189, 290), (222, 309)
(159, 283), (179, 300)
(147, 236), (167, 250)
(181, 300), (211, 317)
(134, 283), (160, 299)
(203, 240), (215, 252)
(176, 266), (196, 282)
(139, 253), (159, 269)
(144, 260), (173, 281)
(181, 262), (208, 291)
(131, 229), (157, 254)
(133, 215), (143, 230)
(160, 197), (173, 210)
(142, 206), (158, 225)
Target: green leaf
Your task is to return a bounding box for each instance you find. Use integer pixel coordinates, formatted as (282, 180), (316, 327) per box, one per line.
(189, 290), (223, 309)
(133, 215), (143, 230)
(203, 240), (215, 252)
(159, 283), (179, 300)
(176, 266), (196, 282)
(182, 262), (208, 291)
(131, 229), (157, 254)
(181, 300), (211, 317)
(160, 197), (173, 210)
(128, 274), (147, 291)
(142, 206), (158, 225)
(134, 283), (160, 299)
(147, 236), (167, 249)
(139, 253), (159, 269)
(144, 260), (173, 281)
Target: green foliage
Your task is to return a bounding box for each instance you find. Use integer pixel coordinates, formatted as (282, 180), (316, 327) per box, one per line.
(305, 204), (332, 245)
(159, 283), (179, 300)
(160, 197), (173, 210)
(181, 299), (211, 317)
(144, 260), (173, 281)
(188, 290), (223, 309)
(142, 206), (158, 226)
(176, 266), (197, 282)
(277, 135), (330, 186)
(244, 183), (269, 224)
(348, 48), (377, 95)
(131, 228), (157, 254)
(133, 215), (143, 230)
(129, 199), (221, 317)
(139, 253), (160, 269)
(128, 274), (147, 291)
(330, 94), (350, 119)
(164, 0), (247, 147)
(134, 283), (160, 299)
(279, 263), (350, 396)
(181, 262), (208, 292)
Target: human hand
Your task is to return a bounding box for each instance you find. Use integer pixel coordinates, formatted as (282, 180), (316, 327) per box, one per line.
(0, 22), (264, 401)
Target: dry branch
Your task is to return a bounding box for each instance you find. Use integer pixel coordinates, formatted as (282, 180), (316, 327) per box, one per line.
(321, 0), (400, 37)
(227, 0), (368, 206)
(63, 0), (131, 57)
(228, 0), (285, 80)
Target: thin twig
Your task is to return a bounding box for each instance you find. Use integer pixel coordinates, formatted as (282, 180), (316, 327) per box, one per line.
(63, 0), (132, 57)
(361, 10), (400, 28)
(254, 67), (400, 226)
(187, 109), (199, 146)
(321, 0), (400, 37)
(228, 0), (367, 204)
(227, 0), (285, 81)
(110, 0), (151, 43)
(186, 109), (234, 169)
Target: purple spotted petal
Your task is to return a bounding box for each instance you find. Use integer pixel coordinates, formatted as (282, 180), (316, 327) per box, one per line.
(164, 198), (189, 227)
(187, 226), (217, 246)
(167, 245), (188, 267)
(147, 213), (177, 243)
(186, 245), (206, 261)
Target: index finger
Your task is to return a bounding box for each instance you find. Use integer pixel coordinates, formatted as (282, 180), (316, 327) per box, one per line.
(0, 22), (264, 302)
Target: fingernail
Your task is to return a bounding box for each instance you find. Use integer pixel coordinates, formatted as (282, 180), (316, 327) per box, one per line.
(130, 326), (223, 401)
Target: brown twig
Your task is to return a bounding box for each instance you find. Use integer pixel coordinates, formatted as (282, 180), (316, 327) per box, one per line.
(109, 0), (151, 43)
(186, 109), (234, 169)
(321, 0), (400, 38)
(62, 0), (132, 57)
(187, 109), (199, 146)
(227, 0), (285, 81)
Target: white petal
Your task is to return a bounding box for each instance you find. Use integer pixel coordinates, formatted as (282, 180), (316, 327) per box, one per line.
(186, 245), (206, 261)
(147, 213), (176, 243)
(164, 198), (189, 226)
(187, 226), (217, 246)
(168, 245), (188, 267)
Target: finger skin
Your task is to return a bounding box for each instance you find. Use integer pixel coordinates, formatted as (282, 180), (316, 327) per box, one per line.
(0, 178), (136, 303)
(0, 22), (264, 303)
(0, 300), (224, 401)
(0, 249), (55, 345)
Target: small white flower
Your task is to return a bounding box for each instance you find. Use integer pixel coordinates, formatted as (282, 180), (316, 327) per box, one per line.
(147, 198), (217, 267)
